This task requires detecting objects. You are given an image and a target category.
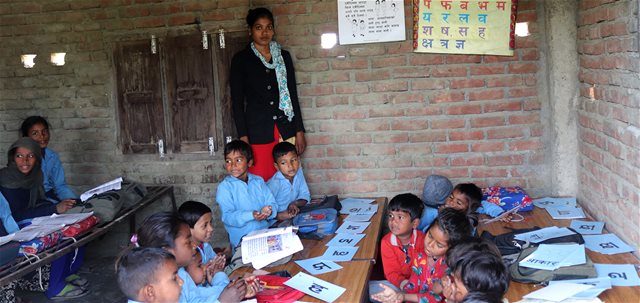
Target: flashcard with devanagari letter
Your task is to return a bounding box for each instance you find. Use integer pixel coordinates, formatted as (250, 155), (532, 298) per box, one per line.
(284, 272), (346, 302)
(322, 246), (359, 262)
(295, 257), (343, 275)
(326, 233), (365, 247)
(570, 220), (604, 235)
(594, 264), (640, 286)
(335, 221), (370, 234)
(584, 234), (634, 255)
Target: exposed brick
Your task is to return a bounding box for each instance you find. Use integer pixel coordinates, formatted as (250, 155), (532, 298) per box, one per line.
(487, 128), (525, 139)
(469, 89), (504, 101)
(508, 63), (538, 74)
(446, 104), (482, 115)
(391, 120), (427, 131)
(411, 79), (447, 90)
(432, 119), (465, 129)
(449, 130), (484, 141)
(434, 143), (469, 154)
(470, 65), (504, 75)
(450, 79), (485, 89)
(431, 91), (465, 103)
(472, 142), (505, 152)
(485, 101), (523, 112)
(431, 66), (467, 77)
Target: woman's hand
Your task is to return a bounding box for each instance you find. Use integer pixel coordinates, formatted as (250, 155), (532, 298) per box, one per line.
(56, 199), (75, 214)
(295, 131), (306, 155)
(239, 136), (250, 144)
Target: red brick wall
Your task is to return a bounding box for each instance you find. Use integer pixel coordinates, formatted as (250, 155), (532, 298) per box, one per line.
(267, 0), (545, 196)
(577, 0), (640, 250)
(0, 0), (545, 246)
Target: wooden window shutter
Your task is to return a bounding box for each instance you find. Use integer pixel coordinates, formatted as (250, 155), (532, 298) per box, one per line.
(114, 41), (166, 154)
(213, 31), (250, 142)
(165, 34), (216, 153)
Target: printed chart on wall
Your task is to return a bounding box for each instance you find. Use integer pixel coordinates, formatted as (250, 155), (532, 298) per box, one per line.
(337, 0), (406, 45)
(412, 0), (518, 55)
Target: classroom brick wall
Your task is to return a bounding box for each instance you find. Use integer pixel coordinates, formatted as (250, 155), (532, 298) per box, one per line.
(576, 0), (640, 251)
(0, 0), (545, 249)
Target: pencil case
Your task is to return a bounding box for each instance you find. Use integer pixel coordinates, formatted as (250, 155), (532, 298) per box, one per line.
(293, 208), (338, 237)
(482, 186), (534, 212)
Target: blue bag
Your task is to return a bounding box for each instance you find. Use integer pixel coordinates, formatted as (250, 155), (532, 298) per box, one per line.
(293, 208), (338, 237)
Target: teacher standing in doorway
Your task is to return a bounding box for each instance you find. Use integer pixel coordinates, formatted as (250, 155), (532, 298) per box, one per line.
(230, 7), (306, 182)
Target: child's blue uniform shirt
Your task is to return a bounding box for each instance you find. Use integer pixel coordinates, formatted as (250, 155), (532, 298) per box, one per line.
(178, 267), (229, 303)
(0, 192), (19, 235)
(418, 201), (504, 232)
(216, 173), (277, 248)
(198, 242), (216, 264)
(42, 147), (77, 202)
(266, 168), (310, 212)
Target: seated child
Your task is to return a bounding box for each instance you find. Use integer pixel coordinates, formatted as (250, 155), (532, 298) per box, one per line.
(136, 212), (253, 303)
(370, 193), (425, 297)
(442, 238), (509, 303)
(266, 142), (310, 221)
(116, 247), (183, 303)
(216, 140), (278, 248)
(179, 201), (228, 291)
(372, 208), (472, 303)
(419, 180), (507, 232)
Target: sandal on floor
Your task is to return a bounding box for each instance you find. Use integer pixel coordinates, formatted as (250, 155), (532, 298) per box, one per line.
(65, 274), (89, 288)
(50, 284), (90, 300)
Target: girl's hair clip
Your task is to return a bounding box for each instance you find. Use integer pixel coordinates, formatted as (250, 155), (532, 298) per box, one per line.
(130, 234), (139, 247)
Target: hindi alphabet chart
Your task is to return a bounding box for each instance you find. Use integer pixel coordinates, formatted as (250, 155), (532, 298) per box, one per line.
(413, 0), (517, 55)
(338, 0), (406, 45)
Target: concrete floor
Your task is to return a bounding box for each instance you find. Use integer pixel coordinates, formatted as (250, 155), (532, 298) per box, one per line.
(18, 255), (126, 303)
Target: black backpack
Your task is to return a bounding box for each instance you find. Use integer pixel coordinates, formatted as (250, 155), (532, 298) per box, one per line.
(480, 226), (585, 256)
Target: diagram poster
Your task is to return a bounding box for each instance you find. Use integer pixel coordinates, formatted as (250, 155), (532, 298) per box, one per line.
(412, 0), (517, 55)
(338, 0), (406, 45)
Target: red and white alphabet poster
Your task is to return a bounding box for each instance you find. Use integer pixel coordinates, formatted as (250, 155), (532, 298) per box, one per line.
(413, 0), (517, 55)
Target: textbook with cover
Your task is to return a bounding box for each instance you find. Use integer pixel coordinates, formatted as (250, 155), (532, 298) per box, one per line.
(241, 226), (303, 269)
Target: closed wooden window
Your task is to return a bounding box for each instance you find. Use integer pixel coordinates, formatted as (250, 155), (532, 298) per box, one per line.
(113, 32), (247, 155)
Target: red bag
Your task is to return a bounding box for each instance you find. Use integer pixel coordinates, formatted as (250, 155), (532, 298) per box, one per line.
(62, 215), (99, 237)
(255, 275), (305, 303)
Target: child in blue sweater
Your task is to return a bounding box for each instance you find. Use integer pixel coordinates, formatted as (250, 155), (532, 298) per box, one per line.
(266, 142), (310, 221)
(216, 140), (278, 248)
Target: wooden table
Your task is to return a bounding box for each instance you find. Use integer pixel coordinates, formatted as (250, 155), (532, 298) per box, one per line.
(0, 186), (176, 286)
(233, 197), (387, 302)
(478, 206), (640, 302)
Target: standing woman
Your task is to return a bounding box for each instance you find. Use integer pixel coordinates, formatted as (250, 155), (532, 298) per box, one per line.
(230, 7), (306, 181)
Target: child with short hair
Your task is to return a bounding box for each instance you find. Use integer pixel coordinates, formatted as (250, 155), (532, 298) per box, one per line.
(116, 247), (183, 303)
(266, 141), (310, 220)
(419, 179), (507, 232)
(372, 208), (471, 303)
(216, 140), (278, 248)
(443, 238), (509, 303)
(136, 212), (249, 303)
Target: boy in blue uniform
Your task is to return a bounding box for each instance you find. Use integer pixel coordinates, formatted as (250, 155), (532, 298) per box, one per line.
(266, 142), (310, 221)
(216, 140), (278, 248)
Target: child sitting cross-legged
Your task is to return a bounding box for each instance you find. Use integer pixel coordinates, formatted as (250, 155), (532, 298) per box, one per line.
(442, 238), (509, 303)
(369, 193), (425, 298)
(216, 140), (278, 249)
(371, 208), (471, 303)
(116, 247), (183, 303)
(266, 141), (310, 221)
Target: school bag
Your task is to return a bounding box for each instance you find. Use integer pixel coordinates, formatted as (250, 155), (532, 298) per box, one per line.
(298, 195), (342, 213)
(482, 186), (534, 212)
(255, 274), (305, 303)
(293, 208), (338, 238)
(481, 227), (585, 256)
(509, 245), (597, 284)
(66, 179), (147, 222)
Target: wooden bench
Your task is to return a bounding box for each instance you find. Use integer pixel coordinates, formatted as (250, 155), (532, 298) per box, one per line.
(478, 206), (640, 302)
(0, 185), (176, 286)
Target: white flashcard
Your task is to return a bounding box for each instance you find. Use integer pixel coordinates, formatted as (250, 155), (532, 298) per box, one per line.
(326, 233), (365, 247)
(335, 221), (370, 234)
(284, 272), (346, 302)
(549, 277), (611, 299)
(584, 234), (635, 255)
(345, 212), (375, 222)
(340, 198), (376, 215)
(532, 197), (577, 209)
(322, 246), (359, 262)
(295, 257), (343, 275)
(594, 264), (640, 286)
(519, 244), (585, 270)
(570, 220), (605, 235)
(546, 206), (586, 219)
(514, 226), (575, 243)
(523, 282), (593, 302)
